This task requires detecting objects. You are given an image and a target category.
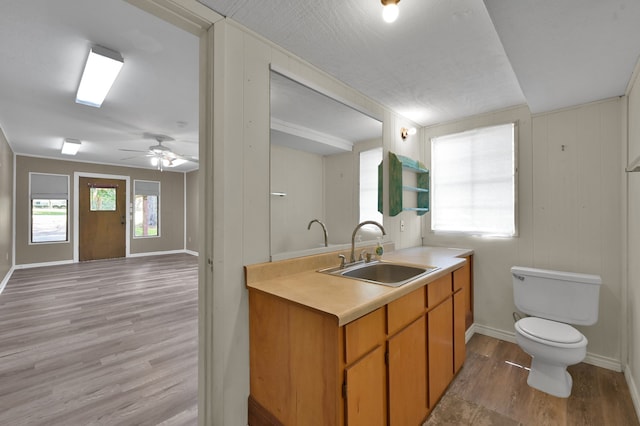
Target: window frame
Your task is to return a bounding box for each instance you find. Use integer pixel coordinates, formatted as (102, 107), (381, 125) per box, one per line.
(429, 122), (519, 238)
(133, 180), (161, 239)
(29, 172), (70, 244)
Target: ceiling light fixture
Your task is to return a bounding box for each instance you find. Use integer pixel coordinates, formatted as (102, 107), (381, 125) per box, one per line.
(381, 0), (400, 23)
(75, 45), (124, 108)
(61, 138), (81, 155)
(401, 127), (417, 140)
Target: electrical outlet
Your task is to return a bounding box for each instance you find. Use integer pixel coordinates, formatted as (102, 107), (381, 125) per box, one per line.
(400, 220), (405, 232)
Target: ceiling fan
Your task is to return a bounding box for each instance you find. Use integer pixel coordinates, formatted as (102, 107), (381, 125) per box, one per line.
(119, 133), (198, 171)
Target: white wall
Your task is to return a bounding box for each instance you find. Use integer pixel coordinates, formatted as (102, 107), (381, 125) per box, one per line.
(422, 100), (624, 368)
(626, 60), (640, 413)
(211, 18), (418, 425)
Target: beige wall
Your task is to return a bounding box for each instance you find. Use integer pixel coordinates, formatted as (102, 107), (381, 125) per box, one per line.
(626, 62), (640, 413)
(185, 169), (198, 253)
(423, 100), (624, 367)
(15, 156), (186, 265)
(212, 18), (420, 424)
(0, 127), (13, 283)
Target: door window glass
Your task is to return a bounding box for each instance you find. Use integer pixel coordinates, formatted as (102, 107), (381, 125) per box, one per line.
(90, 187), (117, 211)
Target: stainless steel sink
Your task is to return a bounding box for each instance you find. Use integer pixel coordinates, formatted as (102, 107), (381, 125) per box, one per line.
(320, 261), (439, 287)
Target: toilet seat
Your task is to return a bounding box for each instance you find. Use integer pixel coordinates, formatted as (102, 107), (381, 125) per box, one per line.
(516, 317), (586, 346)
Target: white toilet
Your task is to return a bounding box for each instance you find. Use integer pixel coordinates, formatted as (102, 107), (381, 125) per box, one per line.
(511, 266), (601, 398)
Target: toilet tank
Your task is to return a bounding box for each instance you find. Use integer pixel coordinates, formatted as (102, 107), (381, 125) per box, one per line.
(511, 266), (601, 325)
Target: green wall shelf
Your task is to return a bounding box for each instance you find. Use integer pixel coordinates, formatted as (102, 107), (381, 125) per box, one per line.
(388, 152), (430, 216)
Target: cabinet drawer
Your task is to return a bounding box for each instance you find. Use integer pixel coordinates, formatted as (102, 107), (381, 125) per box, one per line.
(345, 307), (385, 365)
(387, 287), (425, 336)
(427, 274), (452, 308)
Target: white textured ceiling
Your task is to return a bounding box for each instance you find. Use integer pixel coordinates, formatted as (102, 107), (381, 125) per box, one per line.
(2, 0), (640, 171)
(485, 0), (640, 113)
(201, 0), (640, 124)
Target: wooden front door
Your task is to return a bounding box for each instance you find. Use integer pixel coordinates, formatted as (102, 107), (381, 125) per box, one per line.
(79, 177), (126, 261)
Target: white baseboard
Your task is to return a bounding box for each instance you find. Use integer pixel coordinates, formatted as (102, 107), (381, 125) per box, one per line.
(185, 250), (199, 257)
(128, 249), (190, 258)
(0, 266), (15, 295)
(15, 250), (192, 268)
(625, 366), (640, 422)
(469, 323), (622, 372)
(14, 260), (74, 270)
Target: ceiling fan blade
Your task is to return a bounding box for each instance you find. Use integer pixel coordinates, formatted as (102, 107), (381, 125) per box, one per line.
(119, 148), (148, 153)
(174, 153), (199, 163)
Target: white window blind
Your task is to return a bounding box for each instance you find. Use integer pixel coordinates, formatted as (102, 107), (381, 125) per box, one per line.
(431, 123), (516, 236)
(30, 173), (69, 199)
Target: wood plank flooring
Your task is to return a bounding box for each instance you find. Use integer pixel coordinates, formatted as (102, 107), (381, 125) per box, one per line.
(0, 254), (198, 426)
(426, 334), (640, 426)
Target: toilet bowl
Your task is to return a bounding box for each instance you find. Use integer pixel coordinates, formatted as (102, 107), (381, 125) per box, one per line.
(511, 266), (601, 398)
(514, 317), (588, 397)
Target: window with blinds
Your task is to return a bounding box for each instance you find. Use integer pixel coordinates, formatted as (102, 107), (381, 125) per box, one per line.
(30, 172), (69, 243)
(134, 180), (160, 238)
(430, 123), (517, 237)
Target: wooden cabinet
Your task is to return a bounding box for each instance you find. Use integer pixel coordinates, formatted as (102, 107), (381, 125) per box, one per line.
(453, 288), (466, 373)
(248, 256), (473, 426)
(345, 345), (387, 426)
(426, 274), (454, 408)
(454, 256), (473, 330)
(388, 315), (427, 425)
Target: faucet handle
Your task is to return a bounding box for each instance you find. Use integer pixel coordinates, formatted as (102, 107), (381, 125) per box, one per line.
(338, 254), (346, 268)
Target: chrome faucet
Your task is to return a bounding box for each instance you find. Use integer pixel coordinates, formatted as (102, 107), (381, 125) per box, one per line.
(350, 220), (386, 263)
(307, 219), (328, 247)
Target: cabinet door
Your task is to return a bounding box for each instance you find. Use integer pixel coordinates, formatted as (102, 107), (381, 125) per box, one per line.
(453, 256), (473, 330)
(428, 297), (453, 408)
(388, 316), (427, 425)
(345, 345), (386, 426)
(453, 289), (466, 373)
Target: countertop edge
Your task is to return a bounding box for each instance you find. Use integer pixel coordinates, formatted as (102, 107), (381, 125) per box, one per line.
(246, 246), (474, 326)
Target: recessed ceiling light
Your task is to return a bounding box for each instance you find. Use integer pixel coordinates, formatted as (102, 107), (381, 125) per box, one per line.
(61, 138), (81, 155)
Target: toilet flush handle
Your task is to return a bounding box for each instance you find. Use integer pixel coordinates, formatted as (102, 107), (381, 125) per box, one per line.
(512, 273), (525, 281)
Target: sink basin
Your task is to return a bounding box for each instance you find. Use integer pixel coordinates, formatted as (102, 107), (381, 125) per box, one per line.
(321, 261), (439, 287)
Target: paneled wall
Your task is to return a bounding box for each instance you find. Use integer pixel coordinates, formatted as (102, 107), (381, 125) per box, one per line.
(423, 100), (623, 365)
(211, 18), (420, 424)
(0, 127), (13, 284)
(185, 169), (198, 253)
(626, 63), (640, 412)
(270, 144), (325, 253)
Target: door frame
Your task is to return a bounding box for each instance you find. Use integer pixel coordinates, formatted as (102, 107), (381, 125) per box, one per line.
(73, 172), (131, 262)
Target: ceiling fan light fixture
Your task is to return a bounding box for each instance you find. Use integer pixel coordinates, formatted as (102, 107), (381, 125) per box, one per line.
(76, 45), (124, 108)
(150, 156), (159, 167)
(381, 0), (400, 23)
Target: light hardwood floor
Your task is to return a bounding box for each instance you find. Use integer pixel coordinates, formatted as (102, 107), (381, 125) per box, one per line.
(426, 334), (640, 426)
(0, 254), (198, 426)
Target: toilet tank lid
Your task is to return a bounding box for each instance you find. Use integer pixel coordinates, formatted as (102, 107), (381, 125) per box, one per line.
(518, 317), (584, 344)
(511, 266), (602, 285)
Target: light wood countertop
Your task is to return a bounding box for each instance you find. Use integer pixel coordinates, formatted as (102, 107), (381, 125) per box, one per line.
(245, 246), (473, 326)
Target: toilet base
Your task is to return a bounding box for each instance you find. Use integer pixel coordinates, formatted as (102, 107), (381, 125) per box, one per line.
(526, 357), (573, 398)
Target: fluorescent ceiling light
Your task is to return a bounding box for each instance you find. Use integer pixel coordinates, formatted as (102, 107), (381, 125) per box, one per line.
(61, 138), (81, 155)
(75, 46), (123, 108)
